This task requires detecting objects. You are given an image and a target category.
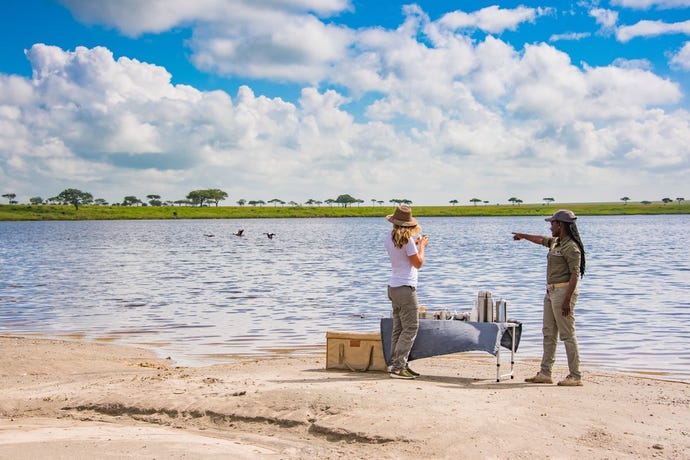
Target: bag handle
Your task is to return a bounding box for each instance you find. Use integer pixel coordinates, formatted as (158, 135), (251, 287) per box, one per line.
(339, 343), (374, 372)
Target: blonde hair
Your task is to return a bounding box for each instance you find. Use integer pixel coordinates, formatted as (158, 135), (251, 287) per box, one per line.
(391, 224), (421, 249)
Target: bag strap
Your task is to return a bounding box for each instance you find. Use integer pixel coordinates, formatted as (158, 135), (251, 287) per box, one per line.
(339, 343), (374, 372)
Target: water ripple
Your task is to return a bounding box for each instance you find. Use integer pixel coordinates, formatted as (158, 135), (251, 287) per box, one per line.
(1, 215), (689, 382)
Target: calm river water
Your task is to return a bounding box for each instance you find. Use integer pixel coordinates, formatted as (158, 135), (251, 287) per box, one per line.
(1, 215), (688, 382)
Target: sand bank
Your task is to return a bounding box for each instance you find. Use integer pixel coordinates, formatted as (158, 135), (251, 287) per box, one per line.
(0, 335), (687, 459)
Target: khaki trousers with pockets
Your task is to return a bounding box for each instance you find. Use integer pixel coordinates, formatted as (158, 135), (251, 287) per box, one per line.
(387, 285), (419, 370)
(541, 285), (581, 379)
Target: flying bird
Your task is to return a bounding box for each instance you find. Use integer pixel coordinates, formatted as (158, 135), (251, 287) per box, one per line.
(263, 232), (275, 239)
(233, 229), (244, 236)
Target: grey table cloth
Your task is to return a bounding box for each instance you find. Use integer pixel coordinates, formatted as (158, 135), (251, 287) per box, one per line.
(380, 318), (522, 365)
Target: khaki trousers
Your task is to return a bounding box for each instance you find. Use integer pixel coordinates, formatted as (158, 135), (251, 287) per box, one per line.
(540, 285), (581, 379)
(387, 285), (419, 370)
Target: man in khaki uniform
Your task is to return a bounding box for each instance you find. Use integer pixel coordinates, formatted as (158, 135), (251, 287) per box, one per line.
(512, 209), (586, 386)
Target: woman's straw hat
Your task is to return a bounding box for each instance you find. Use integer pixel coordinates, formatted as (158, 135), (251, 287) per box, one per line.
(386, 205), (418, 227)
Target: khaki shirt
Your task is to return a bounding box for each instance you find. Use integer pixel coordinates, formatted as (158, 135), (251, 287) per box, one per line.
(542, 236), (581, 284)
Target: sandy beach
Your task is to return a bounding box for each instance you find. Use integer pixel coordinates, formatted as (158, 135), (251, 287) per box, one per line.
(0, 335), (688, 459)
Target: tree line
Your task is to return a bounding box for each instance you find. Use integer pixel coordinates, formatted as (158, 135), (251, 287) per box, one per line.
(2, 191), (685, 210)
(1, 190), (417, 210)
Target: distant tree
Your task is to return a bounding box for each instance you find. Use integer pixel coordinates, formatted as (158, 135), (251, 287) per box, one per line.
(662, 198), (673, 205)
(94, 198), (108, 206)
(29, 196), (43, 205)
(146, 194), (162, 207)
(2, 193), (16, 204)
(371, 198), (377, 206)
(543, 197), (555, 205)
(377, 200), (384, 206)
(237, 199), (246, 206)
(335, 194), (358, 207)
(186, 190), (207, 207)
(469, 198), (481, 206)
(483, 201), (489, 205)
(677, 197), (685, 204)
(268, 198), (285, 207)
(206, 188), (228, 206)
(288, 201), (299, 207)
(56, 188), (93, 210)
(123, 195), (141, 206)
(325, 198), (335, 207)
(174, 199), (191, 206)
(355, 199), (365, 206)
(508, 197), (520, 206)
(641, 200), (652, 205)
(449, 199), (459, 206)
(620, 196), (630, 205)
(389, 198), (402, 205)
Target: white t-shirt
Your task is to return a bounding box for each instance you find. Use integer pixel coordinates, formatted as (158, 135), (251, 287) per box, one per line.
(385, 234), (419, 287)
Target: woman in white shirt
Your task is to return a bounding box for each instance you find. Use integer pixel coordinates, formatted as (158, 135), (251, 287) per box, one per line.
(385, 205), (428, 379)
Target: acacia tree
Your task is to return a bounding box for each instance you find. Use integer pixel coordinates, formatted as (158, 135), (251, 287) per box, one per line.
(677, 197), (685, 204)
(335, 194), (357, 207)
(543, 197), (555, 205)
(56, 188), (93, 210)
(662, 197), (672, 204)
(122, 195), (141, 206)
(469, 198), (481, 206)
(29, 197), (43, 205)
(146, 194), (162, 206)
(621, 196), (630, 205)
(2, 193), (16, 204)
(206, 189), (228, 206)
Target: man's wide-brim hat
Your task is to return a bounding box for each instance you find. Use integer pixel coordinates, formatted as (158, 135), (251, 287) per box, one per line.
(386, 205), (418, 227)
(545, 209), (577, 223)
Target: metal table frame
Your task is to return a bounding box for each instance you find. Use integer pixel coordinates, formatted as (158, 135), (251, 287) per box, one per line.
(496, 322), (518, 382)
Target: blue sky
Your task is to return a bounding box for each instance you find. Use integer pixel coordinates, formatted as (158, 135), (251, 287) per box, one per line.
(1, 0), (690, 205)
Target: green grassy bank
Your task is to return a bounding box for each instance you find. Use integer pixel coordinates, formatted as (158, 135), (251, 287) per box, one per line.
(1, 202), (688, 221)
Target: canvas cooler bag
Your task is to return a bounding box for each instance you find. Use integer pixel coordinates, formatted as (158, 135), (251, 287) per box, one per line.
(326, 331), (387, 372)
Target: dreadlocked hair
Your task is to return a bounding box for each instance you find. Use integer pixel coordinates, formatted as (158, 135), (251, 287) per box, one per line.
(564, 222), (586, 277)
(391, 224), (421, 249)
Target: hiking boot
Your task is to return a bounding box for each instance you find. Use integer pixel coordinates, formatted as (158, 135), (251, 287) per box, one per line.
(390, 368), (416, 380)
(524, 372), (553, 384)
(405, 365), (420, 377)
(557, 375), (583, 386)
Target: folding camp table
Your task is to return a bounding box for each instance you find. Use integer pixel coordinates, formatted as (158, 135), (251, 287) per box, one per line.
(380, 318), (522, 382)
